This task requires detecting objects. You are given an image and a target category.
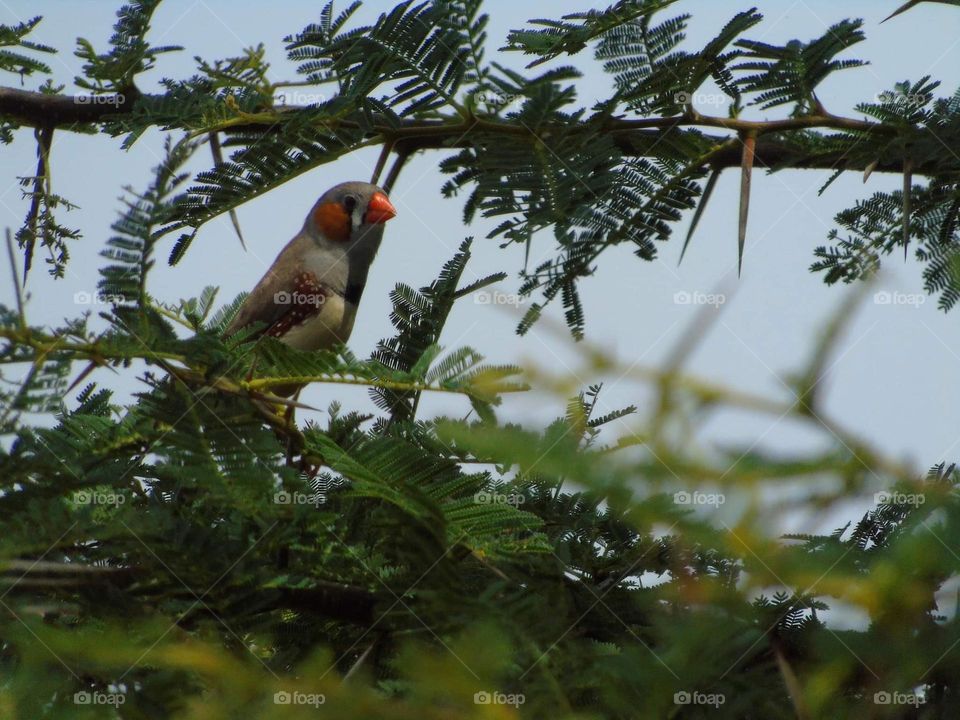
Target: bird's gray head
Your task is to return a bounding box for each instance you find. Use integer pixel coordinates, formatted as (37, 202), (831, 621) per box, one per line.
(307, 181), (396, 247)
(305, 181), (397, 302)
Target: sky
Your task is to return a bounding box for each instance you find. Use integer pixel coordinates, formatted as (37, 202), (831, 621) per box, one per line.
(2, 0), (960, 537)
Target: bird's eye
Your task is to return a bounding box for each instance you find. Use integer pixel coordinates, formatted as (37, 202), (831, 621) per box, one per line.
(343, 195), (357, 213)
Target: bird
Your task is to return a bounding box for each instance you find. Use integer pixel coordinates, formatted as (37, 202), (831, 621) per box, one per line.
(226, 181), (397, 394)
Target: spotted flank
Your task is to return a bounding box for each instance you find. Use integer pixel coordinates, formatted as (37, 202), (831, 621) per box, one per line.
(266, 272), (329, 338)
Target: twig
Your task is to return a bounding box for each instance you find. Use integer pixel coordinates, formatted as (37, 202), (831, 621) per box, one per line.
(370, 139), (394, 186)
(21, 124), (53, 280)
(383, 147), (411, 194)
(4, 228), (25, 327)
(738, 131), (757, 275)
(0, 559), (378, 624)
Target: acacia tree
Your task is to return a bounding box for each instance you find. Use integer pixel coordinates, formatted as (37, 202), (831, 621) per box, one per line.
(1, 1), (960, 718)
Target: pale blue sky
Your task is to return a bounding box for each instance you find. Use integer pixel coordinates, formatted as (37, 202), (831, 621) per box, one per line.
(3, 0), (960, 534)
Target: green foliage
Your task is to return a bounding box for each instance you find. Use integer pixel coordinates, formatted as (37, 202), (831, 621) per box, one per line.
(502, 0), (680, 67)
(99, 135), (197, 308)
(13, 173), (80, 279)
(8, 171), (954, 715)
(734, 19), (867, 114)
(370, 238), (509, 423)
(812, 181), (960, 309)
(0, 16), (55, 77)
(5, 1), (960, 717)
(607, 9), (763, 116)
(74, 0), (182, 93)
(8, 0), (960, 332)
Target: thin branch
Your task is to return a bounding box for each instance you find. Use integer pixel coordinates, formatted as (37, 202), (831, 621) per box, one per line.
(903, 155), (913, 259)
(738, 131), (757, 276)
(0, 559), (377, 624)
(383, 147), (411, 194)
(20, 124), (53, 280)
(370, 138), (394, 186)
(4, 228), (25, 327)
(243, 373), (526, 396)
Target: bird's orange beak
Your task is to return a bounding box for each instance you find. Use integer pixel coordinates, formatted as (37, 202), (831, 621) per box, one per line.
(365, 192), (397, 224)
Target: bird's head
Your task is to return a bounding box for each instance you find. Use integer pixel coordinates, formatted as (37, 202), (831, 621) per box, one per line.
(307, 181), (397, 246)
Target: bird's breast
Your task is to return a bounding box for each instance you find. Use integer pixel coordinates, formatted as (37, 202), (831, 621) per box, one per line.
(278, 290), (357, 352)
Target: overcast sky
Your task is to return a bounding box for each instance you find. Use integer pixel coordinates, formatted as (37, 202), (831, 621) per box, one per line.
(3, 0), (960, 535)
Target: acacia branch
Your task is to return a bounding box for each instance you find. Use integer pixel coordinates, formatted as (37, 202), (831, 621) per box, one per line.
(0, 86), (933, 176)
(0, 86), (138, 125)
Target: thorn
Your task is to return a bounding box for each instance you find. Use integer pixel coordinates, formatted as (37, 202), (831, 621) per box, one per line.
(249, 390), (318, 412)
(679, 169), (720, 266)
(881, 0), (921, 23)
(66, 361), (98, 395)
(208, 132), (246, 250)
(863, 159), (879, 184)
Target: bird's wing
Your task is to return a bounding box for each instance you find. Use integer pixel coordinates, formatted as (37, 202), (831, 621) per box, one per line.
(226, 255), (331, 340)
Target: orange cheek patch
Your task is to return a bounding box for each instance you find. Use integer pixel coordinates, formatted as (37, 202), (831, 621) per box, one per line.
(313, 202), (351, 242)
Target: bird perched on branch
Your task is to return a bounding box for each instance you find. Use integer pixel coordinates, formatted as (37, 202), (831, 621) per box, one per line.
(226, 181), (397, 394)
